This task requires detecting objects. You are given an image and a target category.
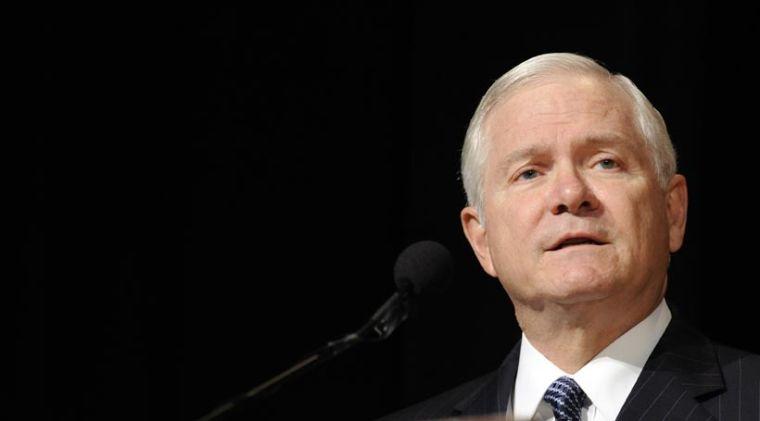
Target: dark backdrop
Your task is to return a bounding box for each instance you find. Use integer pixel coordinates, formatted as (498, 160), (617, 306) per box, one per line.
(19, 2), (760, 420)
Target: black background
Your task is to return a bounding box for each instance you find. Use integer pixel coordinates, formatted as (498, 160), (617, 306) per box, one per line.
(19, 3), (760, 420)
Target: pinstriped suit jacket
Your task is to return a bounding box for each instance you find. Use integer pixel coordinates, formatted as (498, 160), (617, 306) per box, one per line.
(379, 318), (760, 420)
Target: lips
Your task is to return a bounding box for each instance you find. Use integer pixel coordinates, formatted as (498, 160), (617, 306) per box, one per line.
(548, 233), (608, 251)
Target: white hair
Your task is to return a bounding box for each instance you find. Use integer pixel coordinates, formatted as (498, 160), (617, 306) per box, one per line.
(461, 53), (677, 226)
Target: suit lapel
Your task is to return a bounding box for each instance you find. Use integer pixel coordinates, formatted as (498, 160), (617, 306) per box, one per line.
(616, 318), (724, 420)
(447, 318), (725, 420)
(452, 339), (521, 416)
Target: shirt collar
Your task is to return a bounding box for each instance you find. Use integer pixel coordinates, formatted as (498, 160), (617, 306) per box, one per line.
(512, 298), (672, 421)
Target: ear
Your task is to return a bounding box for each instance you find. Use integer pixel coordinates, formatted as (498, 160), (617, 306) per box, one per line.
(460, 206), (497, 277)
(665, 174), (688, 253)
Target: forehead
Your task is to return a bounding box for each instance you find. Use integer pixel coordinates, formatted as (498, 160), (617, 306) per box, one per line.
(484, 74), (641, 154)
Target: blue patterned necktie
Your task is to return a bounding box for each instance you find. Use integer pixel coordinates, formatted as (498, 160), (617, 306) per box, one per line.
(542, 376), (588, 421)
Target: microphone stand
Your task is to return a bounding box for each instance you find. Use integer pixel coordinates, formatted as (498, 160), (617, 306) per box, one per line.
(196, 290), (412, 421)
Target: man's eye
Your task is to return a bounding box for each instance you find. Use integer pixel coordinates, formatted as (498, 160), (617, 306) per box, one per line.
(596, 159), (619, 170)
(518, 169), (539, 180)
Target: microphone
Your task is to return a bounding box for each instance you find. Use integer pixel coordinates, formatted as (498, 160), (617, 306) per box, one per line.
(196, 241), (452, 421)
(394, 240), (453, 294)
(365, 241), (453, 341)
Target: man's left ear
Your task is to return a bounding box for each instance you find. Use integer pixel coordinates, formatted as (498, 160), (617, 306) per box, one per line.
(666, 174), (688, 253)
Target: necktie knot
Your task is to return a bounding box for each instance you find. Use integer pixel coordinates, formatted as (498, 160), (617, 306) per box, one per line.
(542, 376), (587, 421)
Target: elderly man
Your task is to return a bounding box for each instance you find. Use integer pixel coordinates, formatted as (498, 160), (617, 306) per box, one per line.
(381, 53), (759, 420)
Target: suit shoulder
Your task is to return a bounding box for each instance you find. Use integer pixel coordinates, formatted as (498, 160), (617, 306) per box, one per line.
(713, 341), (760, 379)
(375, 371), (496, 421)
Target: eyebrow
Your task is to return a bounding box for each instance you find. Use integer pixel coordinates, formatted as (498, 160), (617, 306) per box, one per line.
(496, 133), (633, 174)
(498, 145), (550, 174)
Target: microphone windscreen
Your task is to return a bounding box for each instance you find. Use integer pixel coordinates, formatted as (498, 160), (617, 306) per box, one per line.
(393, 241), (452, 295)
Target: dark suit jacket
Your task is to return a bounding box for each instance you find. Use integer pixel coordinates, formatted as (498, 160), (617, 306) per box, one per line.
(380, 318), (760, 420)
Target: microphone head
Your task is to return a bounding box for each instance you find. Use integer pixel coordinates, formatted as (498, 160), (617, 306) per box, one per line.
(393, 240), (453, 295)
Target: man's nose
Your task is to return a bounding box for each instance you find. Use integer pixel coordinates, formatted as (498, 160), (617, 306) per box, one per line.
(550, 166), (600, 215)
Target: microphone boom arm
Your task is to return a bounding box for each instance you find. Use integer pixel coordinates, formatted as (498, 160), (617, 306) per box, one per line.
(196, 290), (411, 421)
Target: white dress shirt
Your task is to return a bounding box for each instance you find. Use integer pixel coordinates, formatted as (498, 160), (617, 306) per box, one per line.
(507, 298), (672, 421)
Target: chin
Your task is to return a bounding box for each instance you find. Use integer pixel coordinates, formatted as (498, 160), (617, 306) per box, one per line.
(547, 268), (617, 304)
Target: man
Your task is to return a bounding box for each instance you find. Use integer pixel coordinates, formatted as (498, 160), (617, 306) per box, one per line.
(381, 53), (759, 420)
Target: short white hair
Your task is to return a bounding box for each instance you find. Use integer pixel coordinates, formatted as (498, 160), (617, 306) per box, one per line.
(461, 53), (677, 226)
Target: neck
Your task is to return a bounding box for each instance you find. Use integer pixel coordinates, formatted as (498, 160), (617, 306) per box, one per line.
(515, 286), (665, 374)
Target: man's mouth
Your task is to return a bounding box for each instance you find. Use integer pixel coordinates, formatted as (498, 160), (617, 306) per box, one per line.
(548, 236), (607, 251)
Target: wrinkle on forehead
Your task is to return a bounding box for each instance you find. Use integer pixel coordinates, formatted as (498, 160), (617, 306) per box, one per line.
(512, 108), (627, 140)
(484, 75), (636, 147)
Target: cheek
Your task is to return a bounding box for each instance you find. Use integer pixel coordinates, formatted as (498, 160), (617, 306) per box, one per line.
(484, 198), (542, 275)
(617, 189), (669, 258)
(487, 192), (543, 244)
